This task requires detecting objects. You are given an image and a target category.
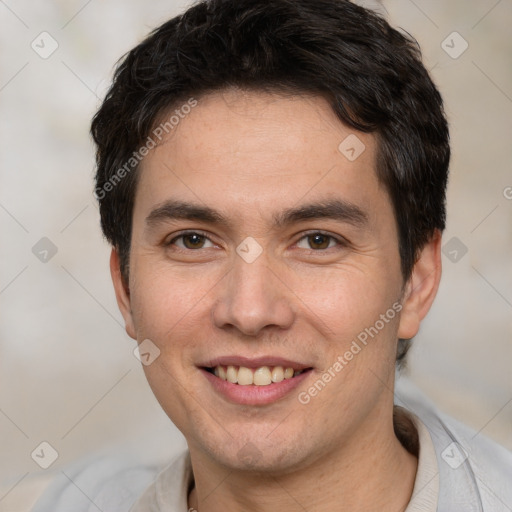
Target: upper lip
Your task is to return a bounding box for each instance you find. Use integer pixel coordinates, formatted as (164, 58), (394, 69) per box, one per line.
(199, 355), (312, 371)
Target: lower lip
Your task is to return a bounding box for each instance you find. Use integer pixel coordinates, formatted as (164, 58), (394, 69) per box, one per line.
(200, 368), (312, 405)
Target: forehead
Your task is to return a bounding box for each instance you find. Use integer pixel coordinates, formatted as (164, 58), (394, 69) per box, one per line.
(134, 90), (389, 229)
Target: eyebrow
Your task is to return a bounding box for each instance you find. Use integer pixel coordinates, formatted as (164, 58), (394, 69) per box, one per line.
(145, 198), (368, 231)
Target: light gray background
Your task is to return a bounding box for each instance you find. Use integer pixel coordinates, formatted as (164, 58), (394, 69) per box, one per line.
(1, 0), (511, 509)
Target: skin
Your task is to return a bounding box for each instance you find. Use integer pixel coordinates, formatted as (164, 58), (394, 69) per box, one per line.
(111, 89), (442, 511)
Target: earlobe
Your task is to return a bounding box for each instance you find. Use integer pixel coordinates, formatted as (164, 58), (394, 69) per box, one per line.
(398, 230), (442, 340)
(110, 248), (137, 340)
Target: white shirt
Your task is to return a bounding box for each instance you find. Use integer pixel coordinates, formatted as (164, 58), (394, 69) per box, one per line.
(128, 409), (438, 511)
(32, 378), (512, 511)
(405, 413), (439, 512)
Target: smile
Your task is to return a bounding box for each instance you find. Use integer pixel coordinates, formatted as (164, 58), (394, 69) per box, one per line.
(199, 357), (314, 405)
(205, 365), (309, 386)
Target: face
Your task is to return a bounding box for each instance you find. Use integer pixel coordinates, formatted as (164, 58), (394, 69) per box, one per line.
(113, 89), (427, 473)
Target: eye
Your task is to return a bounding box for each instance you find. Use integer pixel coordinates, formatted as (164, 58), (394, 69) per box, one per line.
(296, 232), (342, 250)
(167, 231), (216, 250)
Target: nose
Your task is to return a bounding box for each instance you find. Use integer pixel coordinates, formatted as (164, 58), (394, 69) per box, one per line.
(212, 252), (295, 337)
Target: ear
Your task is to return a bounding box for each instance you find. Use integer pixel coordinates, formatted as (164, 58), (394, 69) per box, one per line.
(398, 230), (442, 340)
(110, 248), (137, 340)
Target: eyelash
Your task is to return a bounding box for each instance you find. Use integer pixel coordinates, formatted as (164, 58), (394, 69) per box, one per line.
(165, 230), (347, 252)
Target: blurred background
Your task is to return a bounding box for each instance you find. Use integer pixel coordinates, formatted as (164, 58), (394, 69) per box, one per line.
(1, 0), (511, 509)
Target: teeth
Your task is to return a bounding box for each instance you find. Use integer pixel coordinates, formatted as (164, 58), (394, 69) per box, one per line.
(217, 365), (227, 380)
(271, 366), (284, 383)
(237, 366), (254, 385)
(253, 366), (272, 386)
(211, 365), (304, 386)
(226, 365), (238, 383)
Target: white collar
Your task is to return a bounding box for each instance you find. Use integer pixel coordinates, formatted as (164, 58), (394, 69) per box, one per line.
(130, 412), (438, 511)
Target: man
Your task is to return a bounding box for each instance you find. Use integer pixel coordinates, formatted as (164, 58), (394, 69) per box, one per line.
(33, 0), (512, 510)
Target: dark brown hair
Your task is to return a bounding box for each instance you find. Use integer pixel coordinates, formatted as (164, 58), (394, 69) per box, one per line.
(91, 0), (450, 364)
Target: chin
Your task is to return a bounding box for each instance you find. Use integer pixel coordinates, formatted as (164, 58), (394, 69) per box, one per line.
(196, 434), (313, 475)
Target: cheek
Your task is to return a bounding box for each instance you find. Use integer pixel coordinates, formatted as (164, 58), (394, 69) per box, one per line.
(287, 262), (402, 344)
(129, 263), (216, 428)
(129, 259), (213, 339)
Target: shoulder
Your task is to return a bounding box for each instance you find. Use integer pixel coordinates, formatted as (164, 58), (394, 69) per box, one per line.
(31, 454), (161, 512)
(129, 450), (193, 511)
(396, 376), (512, 511)
(435, 410), (512, 510)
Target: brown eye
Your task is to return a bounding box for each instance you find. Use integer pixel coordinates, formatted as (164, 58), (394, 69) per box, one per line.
(182, 233), (206, 249)
(168, 232), (214, 250)
(309, 234), (330, 249)
(296, 233), (339, 250)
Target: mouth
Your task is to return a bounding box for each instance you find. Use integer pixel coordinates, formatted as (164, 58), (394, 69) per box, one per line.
(198, 357), (314, 405)
(203, 364), (312, 386)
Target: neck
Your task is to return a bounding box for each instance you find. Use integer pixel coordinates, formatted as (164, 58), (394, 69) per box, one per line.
(188, 407), (418, 512)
